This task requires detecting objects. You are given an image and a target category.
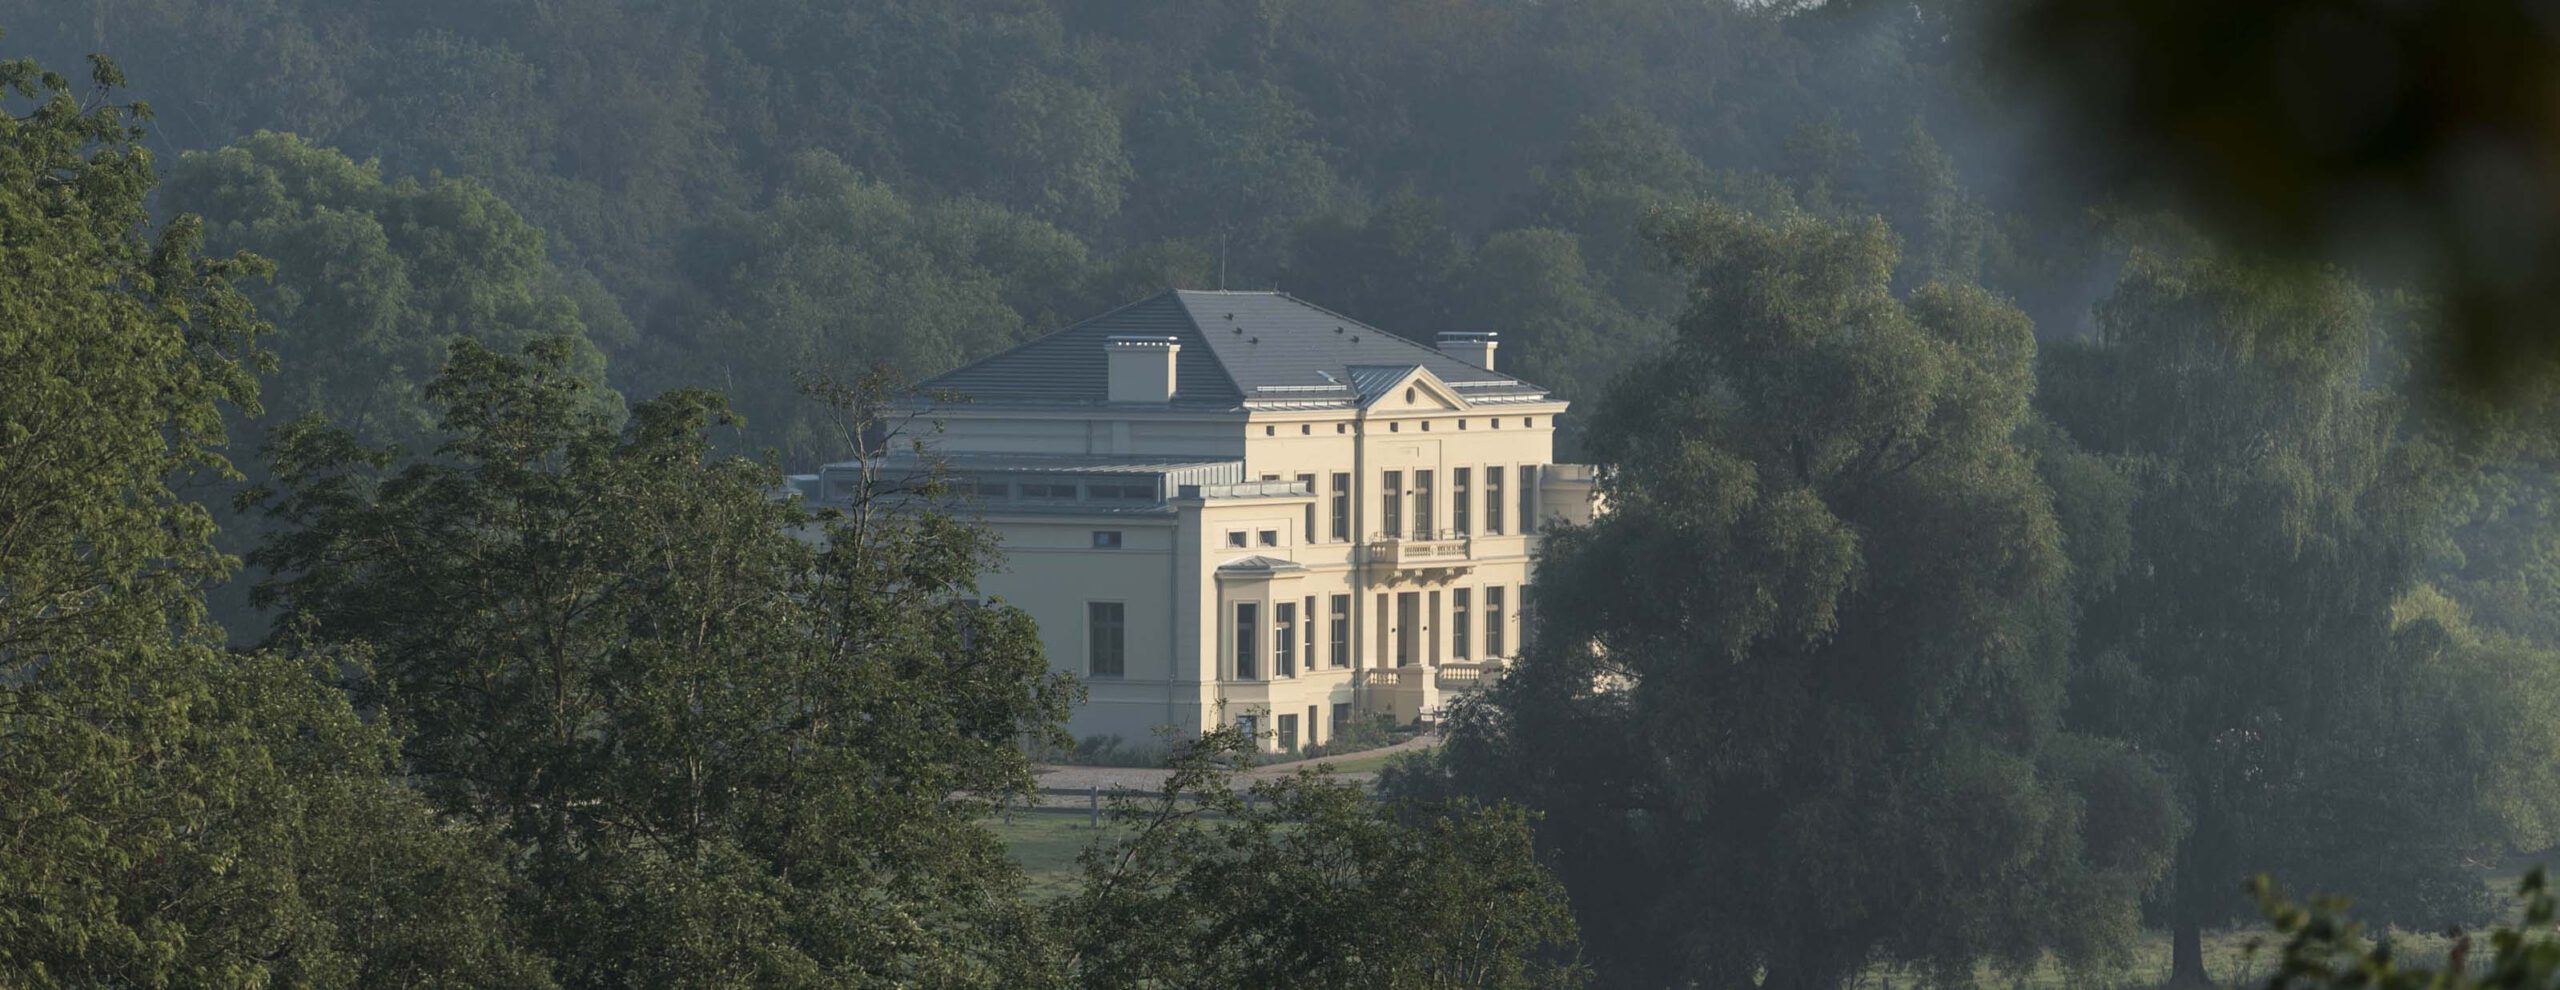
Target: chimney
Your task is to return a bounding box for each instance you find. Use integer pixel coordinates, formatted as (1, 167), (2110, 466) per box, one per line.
(1437, 331), (1498, 371)
(1106, 336), (1181, 403)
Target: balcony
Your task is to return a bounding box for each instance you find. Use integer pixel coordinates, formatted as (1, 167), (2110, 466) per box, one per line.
(1361, 531), (1473, 570)
(1434, 660), (1507, 693)
(1357, 660), (1509, 726)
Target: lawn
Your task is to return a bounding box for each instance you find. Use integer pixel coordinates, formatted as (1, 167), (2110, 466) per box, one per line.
(987, 812), (1122, 902)
(1294, 747), (1415, 775)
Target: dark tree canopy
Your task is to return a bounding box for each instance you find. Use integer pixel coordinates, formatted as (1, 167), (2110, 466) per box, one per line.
(0, 51), (537, 989)
(1424, 207), (2184, 990)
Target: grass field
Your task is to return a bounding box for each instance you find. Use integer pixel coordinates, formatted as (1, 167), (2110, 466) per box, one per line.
(990, 805), (2517, 986)
(988, 813), (1123, 901)
(1290, 747), (1414, 775)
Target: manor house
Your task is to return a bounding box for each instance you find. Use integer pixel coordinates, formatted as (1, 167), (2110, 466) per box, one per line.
(810, 290), (1592, 752)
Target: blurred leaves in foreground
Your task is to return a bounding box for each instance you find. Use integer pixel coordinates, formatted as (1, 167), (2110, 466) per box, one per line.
(2010, 0), (2560, 396)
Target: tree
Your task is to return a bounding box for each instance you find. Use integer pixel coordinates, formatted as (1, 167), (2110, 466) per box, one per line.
(2039, 254), (2517, 983)
(1279, 192), (1471, 336)
(1455, 228), (1666, 447)
(1062, 724), (1587, 990)
(0, 50), (536, 989)
(164, 130), (619, 453)
(2010, 0), (2560, 394)
(252, 340), (1077, 987)
(1429, 206), (2180, 989)
(1116, 70), (1343, 281)
(649, 150), (1089, 466)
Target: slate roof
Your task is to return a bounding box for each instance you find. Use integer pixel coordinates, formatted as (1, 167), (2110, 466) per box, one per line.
(917, 290), (1552, 411)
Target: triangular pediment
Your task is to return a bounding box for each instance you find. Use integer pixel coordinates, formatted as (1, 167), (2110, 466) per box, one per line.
(1350, 365), (1469, 412)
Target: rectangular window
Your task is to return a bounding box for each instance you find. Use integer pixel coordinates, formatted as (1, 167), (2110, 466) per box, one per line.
(1308, 705), (1320, 747)
(1520, 465), (1539, 534)
(1304, 595), (1317, 669)
(1330, 473), (1351, 542)
(1258, 529), (1279, 547)
(1087, 482), (1155, 501)
(1088, 602), (1125, 677)
(1453, 588), (1472, 659)
(1021, 481), (1077, 500)
(1428, 589), (1442, 663)
(1234, 602), (1260, 680)
(1485, 586), (1506, 657)
(1414, 470), (1435, 538)
(1381, 471), (1403, 540)
(1329, 595), (1350, 668)
(1227, 531), (1248, 548)
(1238, 714), (1259, 742)
(1278, 713), (1300, 752)
(1331, 702), (1350, 740)
(1453, 467), (1472, 535)
(1486, 466), (1507, 535)
(1091, 530), (1123, 549)
(1297, 473), (1317, 542)
(1275, 601), (1297, 678)
(1395, 592), (1417, 666)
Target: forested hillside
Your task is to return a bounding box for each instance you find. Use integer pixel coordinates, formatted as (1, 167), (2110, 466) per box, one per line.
(19, 4), (2560, 989)
(2, 0), (2096, 465)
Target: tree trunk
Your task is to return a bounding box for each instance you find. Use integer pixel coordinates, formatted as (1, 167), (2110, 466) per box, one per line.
(2169, 825), (2215, 988)
(2170, 916), (2211, 989)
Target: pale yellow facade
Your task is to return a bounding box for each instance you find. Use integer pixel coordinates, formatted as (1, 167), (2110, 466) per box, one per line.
(815, 291), (1593, 752)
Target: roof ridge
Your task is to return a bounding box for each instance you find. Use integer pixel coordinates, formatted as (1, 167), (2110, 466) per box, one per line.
(1164, 292), (1259, 404)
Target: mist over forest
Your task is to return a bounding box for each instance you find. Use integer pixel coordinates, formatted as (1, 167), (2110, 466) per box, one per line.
(10, 2), (2560, 989)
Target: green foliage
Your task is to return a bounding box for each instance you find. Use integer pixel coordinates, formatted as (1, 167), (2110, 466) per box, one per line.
(1429, 206), (2181, 989)
(1061, 723), (1587, 989)
(2039, 254), (2525, 981)
(0, 0), (2071, 464)
(0, 50), (537, 989)
(2009, 0), (2560, 396)
(165, 131), (617, 451)
(2248, 868), (2560, 990)
(252, 344), (1079, 987)
(650, 151), (1089, 465)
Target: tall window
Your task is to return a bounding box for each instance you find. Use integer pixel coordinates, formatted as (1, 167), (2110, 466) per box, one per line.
(1235, 603), (1260, 679)
(1088, 602), (1125, 677)
(1486, 466), (1506, 534)
(1520, 464), (1539, 534)
(1330, 473), (1351, 542)
(1275, 601), (1298, 678)
(1380, 471), (1403, 539)
(1452, 588), (1472, 659)
(1303, 595), (1317, 669)
(1453, 468), (1472, 535)
(1485, 587), (1506, 657)
(1297, 473), (1317, 542)
(1414, 470), (1435, 538)
(1277, 713), (1299, 752)
(1329, 595), (1351, 668)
